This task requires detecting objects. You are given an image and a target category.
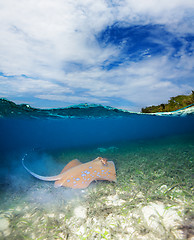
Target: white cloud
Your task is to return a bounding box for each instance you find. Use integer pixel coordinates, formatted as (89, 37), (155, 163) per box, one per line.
(0, 0), (193, 110)
(0, 76), (71, 95)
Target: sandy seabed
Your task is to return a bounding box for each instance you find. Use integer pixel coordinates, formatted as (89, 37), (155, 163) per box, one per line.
(0, 134), (193, 240)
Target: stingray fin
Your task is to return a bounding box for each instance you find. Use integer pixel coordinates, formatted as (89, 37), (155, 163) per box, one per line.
(59, 159), (82, 174)
(54, 159), (82, 188)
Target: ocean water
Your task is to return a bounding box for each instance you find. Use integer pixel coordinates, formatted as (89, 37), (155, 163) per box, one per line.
(0, 112), (194, 239)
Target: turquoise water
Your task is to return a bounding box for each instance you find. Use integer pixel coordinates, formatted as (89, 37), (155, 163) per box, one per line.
(0, 112), (194, 239)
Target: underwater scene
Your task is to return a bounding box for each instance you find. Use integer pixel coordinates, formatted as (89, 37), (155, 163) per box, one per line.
(0, 104), (194, 240)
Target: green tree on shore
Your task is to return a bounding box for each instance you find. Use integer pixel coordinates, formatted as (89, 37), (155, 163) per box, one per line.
(141, 91), (194, 113)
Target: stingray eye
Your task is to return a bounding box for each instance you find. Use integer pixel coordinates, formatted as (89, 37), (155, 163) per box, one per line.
(101, 158), (108, 166)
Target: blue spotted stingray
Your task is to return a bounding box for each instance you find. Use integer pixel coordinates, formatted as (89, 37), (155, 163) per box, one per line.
(22, 156), (116, 189)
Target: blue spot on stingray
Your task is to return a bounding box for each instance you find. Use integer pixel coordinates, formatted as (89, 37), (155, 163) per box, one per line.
(67, 179), (70, 182)
(73, 181), (76, 184)
(88, 178), (90, 180)
(89, 166), (92, 169)
(94, 170), (97, 173)
(86, 171), (90, 174)
(81, 174), (86, 177)
(76, 178), (80, 181)
(97, 172), (100, 174)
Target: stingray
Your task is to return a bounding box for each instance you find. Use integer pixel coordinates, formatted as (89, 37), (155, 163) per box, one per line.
(22, 156), (116, 189)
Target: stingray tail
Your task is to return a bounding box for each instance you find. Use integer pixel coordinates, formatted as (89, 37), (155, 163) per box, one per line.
(22, 154), (62, 181)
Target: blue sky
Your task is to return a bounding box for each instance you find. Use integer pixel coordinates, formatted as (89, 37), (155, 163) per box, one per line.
(0, 0), (194, 111)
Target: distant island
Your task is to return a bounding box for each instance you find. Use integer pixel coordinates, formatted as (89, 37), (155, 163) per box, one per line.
(141, 91), (194, 113)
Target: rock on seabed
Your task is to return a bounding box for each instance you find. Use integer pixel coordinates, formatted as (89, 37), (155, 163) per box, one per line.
(0, 216), (10, 237)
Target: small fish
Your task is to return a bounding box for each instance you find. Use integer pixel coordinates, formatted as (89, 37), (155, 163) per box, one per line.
(22, 156), (116, 189)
